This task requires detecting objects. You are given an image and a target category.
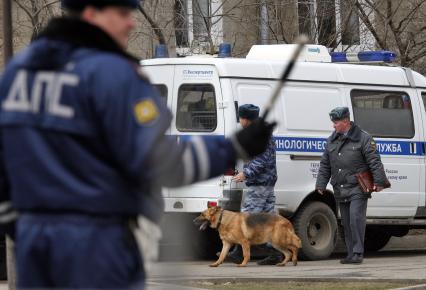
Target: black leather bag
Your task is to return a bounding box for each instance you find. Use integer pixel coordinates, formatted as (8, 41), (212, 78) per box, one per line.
(356, 170), (391, 193)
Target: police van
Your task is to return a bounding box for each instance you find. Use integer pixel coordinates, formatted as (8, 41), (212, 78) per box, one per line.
(141, 44), (426, 260)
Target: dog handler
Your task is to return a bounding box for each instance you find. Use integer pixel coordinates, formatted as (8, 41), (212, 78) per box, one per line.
(316, 107), (388, 264)
(227, 104), (280, 265)
(0, 1), (275, 288)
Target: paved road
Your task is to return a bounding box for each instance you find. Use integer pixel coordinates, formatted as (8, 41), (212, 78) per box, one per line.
(148, 250), (426, 282)
(1, 235), (424, 290)
(146, 234), (426, 289)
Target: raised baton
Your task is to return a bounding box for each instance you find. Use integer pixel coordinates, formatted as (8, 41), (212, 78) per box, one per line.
(262, 35), (309, 120)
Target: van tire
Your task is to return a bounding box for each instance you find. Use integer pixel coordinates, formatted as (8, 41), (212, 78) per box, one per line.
(364, 227), (392, 252)
(293, 201), (337, 260)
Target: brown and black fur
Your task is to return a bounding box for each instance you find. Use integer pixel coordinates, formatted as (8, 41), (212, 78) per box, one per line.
(193, 206), (302, 267)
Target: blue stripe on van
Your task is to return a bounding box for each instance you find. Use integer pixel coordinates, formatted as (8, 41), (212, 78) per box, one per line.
(172, 135), (423, 156)
(176, 135), (226, 142)
(274, 136), (423, 156)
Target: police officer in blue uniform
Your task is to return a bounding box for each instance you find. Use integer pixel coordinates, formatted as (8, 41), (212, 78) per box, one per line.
(0, 1), (274, 288)
(226, 104), (280, 265)
(234, 105), (277, 213)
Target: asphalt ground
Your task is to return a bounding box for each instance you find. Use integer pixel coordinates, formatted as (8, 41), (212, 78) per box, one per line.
(146, 234), (426, 290)
(0, 234), (424, 290)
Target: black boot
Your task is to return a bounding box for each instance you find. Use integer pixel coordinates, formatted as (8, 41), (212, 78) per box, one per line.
(340, 253), (363, 264)
(340, 254), (353, 264)
(347, 253), (363, 264)
(225, 245), (243, 264)
(256, 254), (283, 265)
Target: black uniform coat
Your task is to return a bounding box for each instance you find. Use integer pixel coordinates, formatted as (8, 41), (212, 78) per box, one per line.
(316, 123), (388, 202)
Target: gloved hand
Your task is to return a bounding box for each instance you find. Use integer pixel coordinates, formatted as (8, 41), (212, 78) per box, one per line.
(231, 118), (276, 160)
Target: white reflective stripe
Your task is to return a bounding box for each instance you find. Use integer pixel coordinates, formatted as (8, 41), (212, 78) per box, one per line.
(182, 145), (194, 185)
(191, 136), (210, 180)
(0, 201), (12, 214)
(0, 210), (18, 223)
(346, 53), (360, 62)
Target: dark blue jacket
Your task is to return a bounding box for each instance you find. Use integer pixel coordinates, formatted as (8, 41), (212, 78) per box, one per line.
(243, 138), (277, 186)
(0, 18), (236, 224)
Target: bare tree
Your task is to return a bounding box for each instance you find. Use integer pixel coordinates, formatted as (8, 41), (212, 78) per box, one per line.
(138, 1), (167, 44)
(13, 0), (60, 41)
(352, 0), (426, 73)
(240, 1), (364, 51)
(184, 0), (247, 55)
(7, 0), (426, 72)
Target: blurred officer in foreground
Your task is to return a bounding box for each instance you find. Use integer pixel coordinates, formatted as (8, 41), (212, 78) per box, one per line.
(226, 104), (278, 265)
(315, 107), (387, 264)
(0, 0), (274, 288)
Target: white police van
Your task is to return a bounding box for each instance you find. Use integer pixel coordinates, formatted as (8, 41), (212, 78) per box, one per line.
(141, 44), (426, 260)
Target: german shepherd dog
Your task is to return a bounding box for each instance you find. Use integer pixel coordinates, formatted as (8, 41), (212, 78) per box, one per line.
(193, 206), (302, 267)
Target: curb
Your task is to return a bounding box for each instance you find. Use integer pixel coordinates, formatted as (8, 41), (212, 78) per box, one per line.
(150, 277), (426, 284)
(146, 282), (207, 290)
(390, 285), (426, 290)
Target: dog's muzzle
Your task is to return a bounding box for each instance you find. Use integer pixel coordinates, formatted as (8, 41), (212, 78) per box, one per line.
(193, 216), (210, 231)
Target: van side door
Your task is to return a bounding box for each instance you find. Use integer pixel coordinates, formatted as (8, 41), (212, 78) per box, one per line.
(417, 91), (426, 216)
(167, 65), (226, 212)
(349, 88), (422, 218)
(140, 65), (175, 200)
(141, 65), (173, 133)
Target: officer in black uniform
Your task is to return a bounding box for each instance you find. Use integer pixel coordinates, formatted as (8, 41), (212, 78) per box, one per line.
(0, 0), (274, 288)
(316, 107), (388, 264)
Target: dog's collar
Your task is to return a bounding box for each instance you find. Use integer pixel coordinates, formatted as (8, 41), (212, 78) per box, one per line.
(216, 209), (224, 229)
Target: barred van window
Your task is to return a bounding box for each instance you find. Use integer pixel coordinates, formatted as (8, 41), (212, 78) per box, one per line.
(351, 90), (414, 138)
(176, 84), (217, 132)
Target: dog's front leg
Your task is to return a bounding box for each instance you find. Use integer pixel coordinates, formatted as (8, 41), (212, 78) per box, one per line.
(238, 241), (250, 267)
(210, 241), (232, 267)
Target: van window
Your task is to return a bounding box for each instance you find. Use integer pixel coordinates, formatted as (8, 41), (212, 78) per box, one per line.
(351, 90), (414, 138)
(176, 84), (217, 132)
(421, 93), (426, 112)
(280, 86), (342, 132)
(153, 84), (168, 105)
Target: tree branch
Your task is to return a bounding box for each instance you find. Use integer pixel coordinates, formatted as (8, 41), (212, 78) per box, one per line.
(354, 0), (387, 50)
(138, 3), (166, 44)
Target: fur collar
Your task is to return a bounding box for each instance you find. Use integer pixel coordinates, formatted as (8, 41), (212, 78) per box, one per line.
(36, 17), (139, 63)
(330, 122), (362, 142)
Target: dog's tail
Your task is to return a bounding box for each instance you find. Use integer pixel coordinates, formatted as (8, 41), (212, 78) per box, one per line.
(284, 224), (302, 248)
(280, 221), (302, 249)
(292, 233), (302, 248)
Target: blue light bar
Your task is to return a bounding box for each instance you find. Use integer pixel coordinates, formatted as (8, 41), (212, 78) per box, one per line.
(154, 44), (169, 58)
(218, 42), (232, 58)
(330, 50), (396, 63)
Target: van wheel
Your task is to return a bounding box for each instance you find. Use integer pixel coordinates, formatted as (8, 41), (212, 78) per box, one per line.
(364, 227), (392, 252)
(293, 201), (337, 260)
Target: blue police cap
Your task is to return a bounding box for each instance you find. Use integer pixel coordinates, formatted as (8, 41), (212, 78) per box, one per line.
(329, 107), (350, 121)
(238, 104), (260, 120)
(61, 0), (139, 11)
